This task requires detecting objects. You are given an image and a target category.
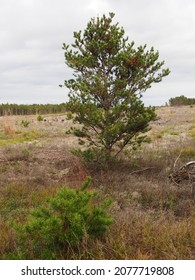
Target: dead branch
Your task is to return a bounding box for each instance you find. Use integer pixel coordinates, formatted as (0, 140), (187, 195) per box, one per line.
(179, 161), (195, 170)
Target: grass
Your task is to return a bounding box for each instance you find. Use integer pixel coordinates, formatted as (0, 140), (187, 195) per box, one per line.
(0, 130), (39, 147)
(0, 107), (195, 260)
(0, 143), (194, 260)
(189, 128), (195, 137)
(181, 147), (195, 158)
(155, 128), (180, 139)
(0, 181), (194, 260)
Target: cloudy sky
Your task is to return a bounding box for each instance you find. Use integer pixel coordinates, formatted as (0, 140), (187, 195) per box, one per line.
(0, 0), (195, 106)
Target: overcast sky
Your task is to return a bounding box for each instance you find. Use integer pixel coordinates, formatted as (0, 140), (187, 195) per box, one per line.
(0, 0), (195, 106)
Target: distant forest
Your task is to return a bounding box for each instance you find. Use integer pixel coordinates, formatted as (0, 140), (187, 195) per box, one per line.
(0, 103), (67, 116)
(169, 95), (195, 106)
(1, 96), (194, 116)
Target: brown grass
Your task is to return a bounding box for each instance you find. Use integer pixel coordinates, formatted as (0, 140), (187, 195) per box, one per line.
(3, 125), (15, 136)
(0, 106), (195, 259)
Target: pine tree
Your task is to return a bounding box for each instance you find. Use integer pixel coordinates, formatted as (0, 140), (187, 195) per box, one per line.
(62, 13), (170, 157)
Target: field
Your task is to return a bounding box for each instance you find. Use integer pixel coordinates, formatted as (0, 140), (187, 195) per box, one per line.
(0, 106), (194, 259)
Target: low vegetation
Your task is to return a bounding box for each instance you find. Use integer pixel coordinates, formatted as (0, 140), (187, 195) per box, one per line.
(0, 106), (194, 260)
(0, 127), (39, 147)
(5, 178), (112, 259)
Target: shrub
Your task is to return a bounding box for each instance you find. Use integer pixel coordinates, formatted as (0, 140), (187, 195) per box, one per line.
(37, 115), (44, 122)
(66, 111), (73, 120)
(21, 120), (30, 128)
(13, 178), (112, 259)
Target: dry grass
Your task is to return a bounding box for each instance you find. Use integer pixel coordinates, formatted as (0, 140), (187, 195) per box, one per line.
(0, 106), (195, 259)
(3, 125), (15, 136)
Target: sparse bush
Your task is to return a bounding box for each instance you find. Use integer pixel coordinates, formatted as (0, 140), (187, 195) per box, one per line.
(37, 115), (44, 122)
(66, 111), (73, 120)
(21, 120), (30, 128)
(12, 178), (112, 259)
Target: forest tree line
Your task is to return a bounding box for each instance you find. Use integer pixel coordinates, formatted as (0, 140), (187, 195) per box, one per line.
(169, 95), (195, 106)
(1, 95), (194, 116)
(0, 103), (67, 116)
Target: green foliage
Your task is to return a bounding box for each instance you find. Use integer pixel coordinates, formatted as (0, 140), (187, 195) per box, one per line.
(169, 95), (195, 106)
(72, 148), (96, 162)
(72, 148), (118, 168)
(63, 13), (170, 157)
(66, 111), (73, 120)
(37, 115), (44, 121)
(13, 178), (112, 259)
(21, 120), (30, 128)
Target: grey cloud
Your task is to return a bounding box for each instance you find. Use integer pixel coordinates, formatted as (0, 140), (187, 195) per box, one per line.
(0, 0), (194, 105)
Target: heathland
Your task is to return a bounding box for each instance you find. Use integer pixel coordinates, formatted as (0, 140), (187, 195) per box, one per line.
(0, 105), (194, 259)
